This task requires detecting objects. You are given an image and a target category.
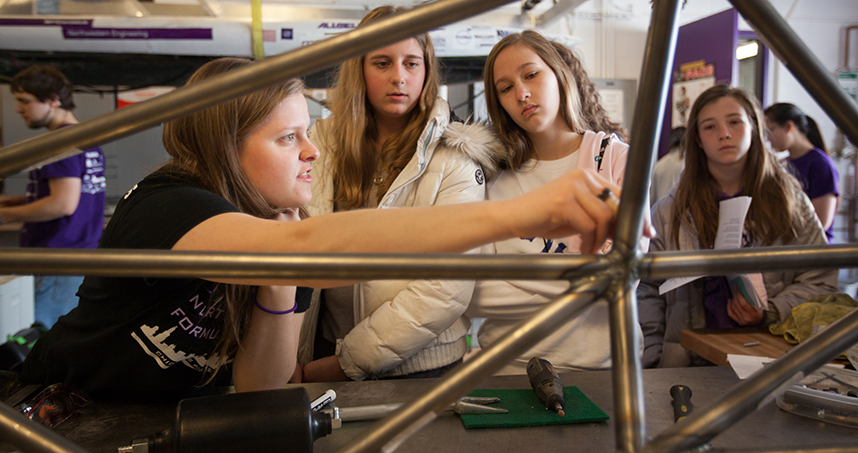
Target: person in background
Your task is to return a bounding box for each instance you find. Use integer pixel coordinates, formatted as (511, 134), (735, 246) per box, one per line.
(638, 86), (838, 368)
(650, 126), (686, 207)
(22, 57), (624, 401)
(0, 65), (106, 328)
(299, 5), (503, 382)
(765, 103), (839, 243)
(466, 30), (643, 375)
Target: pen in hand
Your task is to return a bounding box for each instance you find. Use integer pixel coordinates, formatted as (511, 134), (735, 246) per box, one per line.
(598, 187), (657, 239)
(597, 187), (620, 215)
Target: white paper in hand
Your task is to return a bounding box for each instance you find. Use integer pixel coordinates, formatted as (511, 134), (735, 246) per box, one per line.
(714, 196), (751, 250)
(659, 197), (752, 294)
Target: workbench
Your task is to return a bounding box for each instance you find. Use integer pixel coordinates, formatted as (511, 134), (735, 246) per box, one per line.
(53, 367), (856, 453)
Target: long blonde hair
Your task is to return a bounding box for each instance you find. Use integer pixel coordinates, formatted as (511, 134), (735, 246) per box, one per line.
(483, 30), (587, 170)
(671, 85), (804, 249)
(161, 57), (305, 380)
(326, 5), (441, 209)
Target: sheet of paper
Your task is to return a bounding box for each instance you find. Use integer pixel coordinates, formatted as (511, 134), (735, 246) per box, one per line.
(727, 354), (774, 379)
(658, 197), (752, 294)
(714, 196), (751, 250)
(659, 275), (702, 295)
(728, 354), (843, 379)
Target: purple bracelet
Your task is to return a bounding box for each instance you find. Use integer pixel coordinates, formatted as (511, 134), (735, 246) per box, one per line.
(254, 298), (298, 315)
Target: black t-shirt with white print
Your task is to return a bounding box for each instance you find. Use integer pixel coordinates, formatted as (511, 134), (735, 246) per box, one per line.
(23, 172), (243, 400)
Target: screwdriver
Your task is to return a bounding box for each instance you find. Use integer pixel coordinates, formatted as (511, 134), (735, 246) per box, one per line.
(527, 357), (566, 417)
(670, 384), (693, 422)
(669, 384), (711, 451)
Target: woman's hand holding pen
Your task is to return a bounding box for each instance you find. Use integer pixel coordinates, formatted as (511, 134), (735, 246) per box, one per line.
(502, 169), (655, 254)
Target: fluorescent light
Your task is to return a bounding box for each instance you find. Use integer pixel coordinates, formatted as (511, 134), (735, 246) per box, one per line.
(736, 42), (759, 60)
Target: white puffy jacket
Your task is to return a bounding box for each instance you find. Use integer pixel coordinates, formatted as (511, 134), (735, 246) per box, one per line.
(299, 98), (503, 379)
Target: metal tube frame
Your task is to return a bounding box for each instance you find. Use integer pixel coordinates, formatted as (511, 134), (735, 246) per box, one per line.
(0, 402), (90, 453)
(3, 0), (858, 452)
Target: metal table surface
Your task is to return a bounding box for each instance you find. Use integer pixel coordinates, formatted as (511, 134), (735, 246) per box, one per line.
(53, 366), (856, 453)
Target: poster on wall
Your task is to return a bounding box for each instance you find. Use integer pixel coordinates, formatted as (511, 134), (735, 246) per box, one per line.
(672, 60), (716, 128)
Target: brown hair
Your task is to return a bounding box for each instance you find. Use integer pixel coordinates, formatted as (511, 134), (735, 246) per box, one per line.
(483, 30), (587, 170)
(671, 85), (804, 249)
(550, 40), (627, 142)
(325, 5), (441, 209)
(11, 65), (76, 110)
(160, 57), (305, 380)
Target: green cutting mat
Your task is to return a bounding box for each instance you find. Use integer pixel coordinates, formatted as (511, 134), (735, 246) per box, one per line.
(458, 386), (609, 429)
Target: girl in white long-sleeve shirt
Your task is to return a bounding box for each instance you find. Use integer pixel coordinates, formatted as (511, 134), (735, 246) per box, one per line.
(467, 30), (640, 375)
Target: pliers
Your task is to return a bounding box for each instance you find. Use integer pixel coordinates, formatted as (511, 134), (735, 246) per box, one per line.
(450, 396), (507, 414)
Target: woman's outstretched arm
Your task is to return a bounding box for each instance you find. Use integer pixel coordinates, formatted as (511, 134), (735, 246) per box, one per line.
(174, 168), (622, 287)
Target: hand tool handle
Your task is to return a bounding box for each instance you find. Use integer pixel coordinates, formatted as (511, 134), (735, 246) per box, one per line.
(670, 384), (693, 422)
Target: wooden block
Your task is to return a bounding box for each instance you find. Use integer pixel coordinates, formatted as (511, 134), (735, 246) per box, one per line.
(680, 328), (793, 366)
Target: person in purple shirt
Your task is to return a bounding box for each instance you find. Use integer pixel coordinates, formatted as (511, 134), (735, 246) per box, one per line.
(0, 65), (106, 327)
(765, 103), (839, 243)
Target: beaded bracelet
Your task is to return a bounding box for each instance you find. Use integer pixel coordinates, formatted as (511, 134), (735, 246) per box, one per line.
(254, 298), (298, 315)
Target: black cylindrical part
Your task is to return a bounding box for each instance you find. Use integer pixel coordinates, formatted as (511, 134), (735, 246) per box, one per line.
(148, 388), (331, 453)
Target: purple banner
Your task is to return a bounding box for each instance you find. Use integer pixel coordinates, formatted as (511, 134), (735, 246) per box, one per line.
(0, 18), (211, 40)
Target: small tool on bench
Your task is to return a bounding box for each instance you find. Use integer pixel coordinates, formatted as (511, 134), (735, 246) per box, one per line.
(328, 396), (507, 423)
(527, 357), (566, 417)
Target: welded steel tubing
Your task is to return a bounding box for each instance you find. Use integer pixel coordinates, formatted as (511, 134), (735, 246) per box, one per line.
(611, 0), (681, 256)
(609, 276), (647, 453)
(0, 247), (608, 281)
(640, 243), (858, 280)
(2, 244), (855, 281)
(608, 0), (682, 451)
(0, 402), (90, 453)
(336, 277), (610, 453)
(643, 307), (858, 453)
(0, 0), (510, 178)
(730, 0), (858, 147)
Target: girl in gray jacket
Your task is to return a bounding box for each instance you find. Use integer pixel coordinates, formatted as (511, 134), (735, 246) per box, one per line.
(638, 85), (837, 368)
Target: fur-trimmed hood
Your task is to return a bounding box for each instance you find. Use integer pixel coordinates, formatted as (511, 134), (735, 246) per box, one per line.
(438, 121), (505, 180)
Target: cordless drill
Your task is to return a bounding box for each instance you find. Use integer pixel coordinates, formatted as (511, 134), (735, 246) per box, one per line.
(526, 357), (566, 417)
